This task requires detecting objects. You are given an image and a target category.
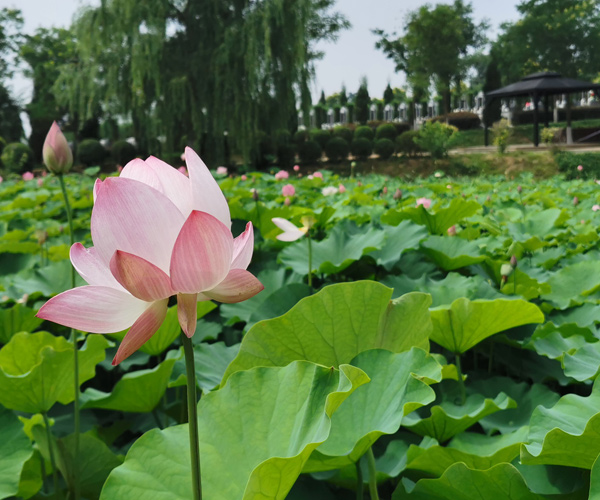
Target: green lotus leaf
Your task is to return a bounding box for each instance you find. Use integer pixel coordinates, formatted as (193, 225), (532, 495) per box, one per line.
(551, 303), (600, 328)
(591, 453), (600, 499)
(381, 198), (480, 235)
(0, 332), (110, 413)
(279, 221), (385, 275)
(500, 269), (551, 300)
(420, 235), (487, 270)
(507, 208), (563, 241)
(100, 361), (369, 500)
(0, 303), (44, 344)
(430, 297), (544, 353)
(223, 282), (432, 382)
(522, 379), (600, 468)
(392, 463), (545, 500)
(170, 342), (240, 393)
(405, 427), (528, 477)
(0, 407), (33, 500)
(304, 348), (442, 472)
(370, 220), (428, 270)
(403, 386), (516, 443)
(527, 323), (593, 361)
(541, 260), (600, 309)
(246, 283), (312, 330)
(563, 342), (600, 381)
(16, 451), (43, 500)
(81, 350), (179, 412)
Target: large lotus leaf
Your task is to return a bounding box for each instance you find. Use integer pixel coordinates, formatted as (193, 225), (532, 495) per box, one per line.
(170, 342), (240, 394)
(392, 463), (545, 500)
(100, 361), (369, 500)
(507, 208), (563, 240)
(530, 246), (564, 269)
(16, 451), (43, 500)
(403, 386), (516, 443)
(1, 260), (85, 300)
(563, 342), (600, 381)
(0, 332), (110, 413)
(0, 303), (44, 344)
(0, 407), (33, 499)
(541, 260), (600, 309)
(430, 298), (544, 354)
(383, 273), (502, 306)
(500, 269), (551, 300)
(246, 283), (312, 330)
(81, 350), (178, 412)
(405, 427), (528, 477)
(421, 236), (487, 270)
(527, 322), (596, 362)
(591, 453), (600, 499)
(370, 220), (428, 270)
(223, 282), (432, 382)
(304, 348), (442, 472)
(522, 379), (600, 468)
(551, 303), (600, 328)
(279, 221), (385, 275)
(469, 376), (560, 435)
(220, 268), (304, 325)
(381, 198), (480, 235)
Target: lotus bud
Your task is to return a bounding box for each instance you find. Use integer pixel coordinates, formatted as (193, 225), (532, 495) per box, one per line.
(382, 186), (388, 195)
(251, 188), (259, 201)
(447, 225), (456, 236)
(500, 263), (513, 277)
(573, 196), (579, 205)
(510, 255), (518, 268)
(293, 165), (300, 172)
(517, 185), (522, 193)
(393, 189), (402, 200)
(284, 197), (291, 206)
(35, 229), (48, 245)
(578, 165), (584, 171)
(43, 122), (73, 175)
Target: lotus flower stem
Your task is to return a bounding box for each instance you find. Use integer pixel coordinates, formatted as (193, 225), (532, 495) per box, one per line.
(355, 459), (364, 500)
(182, 333), (202, 500)
(455, 353), (466, 405)
(57, 173), (81, 500)
(42, 412), (61, 499)
(366, 447), (379, 500)
(307, 232), (313, 289)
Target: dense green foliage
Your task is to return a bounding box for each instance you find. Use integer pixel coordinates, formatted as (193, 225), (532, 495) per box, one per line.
(373, 138), (395, 160)
(396, 130), (423, 156)
(324, 137), (349, 162)
(350, 137), (373, 160)
(77, 139), (106, 166)
(110, 140), (137, 166)
(298, 140), (322, 164)
(0, 142), (34, 173)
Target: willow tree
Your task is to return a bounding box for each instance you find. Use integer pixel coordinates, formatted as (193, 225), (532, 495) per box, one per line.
(55, 0), (348, 165)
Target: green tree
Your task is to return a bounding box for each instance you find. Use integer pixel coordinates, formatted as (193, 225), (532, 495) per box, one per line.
(355, 78), (370, 124)
(483, 53), (502, 127)
(339, 85), (348, 106)
(383, 83), (394, 104)
(494, 0), (600, 82)
(375, 1), (487, 116)
(57, 0), (349, 165)
(0, 8), (24, 142)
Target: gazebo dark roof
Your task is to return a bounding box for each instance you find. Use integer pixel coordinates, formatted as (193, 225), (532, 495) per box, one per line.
(484, 72), (600, 146)
(486, 72), (600, 100)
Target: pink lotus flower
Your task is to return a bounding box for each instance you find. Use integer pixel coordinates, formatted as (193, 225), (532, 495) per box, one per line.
(37, 148), (263, 365)
(338, 184), (346, 193)
(0, 176), (4, 183)
(416, 197), (432, 209)
(117, 165), (124, 173)
(282, 184), (295, 197)
(216, 166), (228, 175)
(293, 165), (300, 172)
(275, 170), (289, 180)
(573, 196), (579, 205)
(382, 186), (388, 195)
(593, 204), (600, 212)
(313, 171), (323, 179)
(272, 216), (314, 242)
(241, 174), (248, 181)
(37, 178), (43, 187)
(578, 165), (584, 171)
(22, 172), (34, 181)
(43, 122), (73, 175)
(447, 225), (457, 236)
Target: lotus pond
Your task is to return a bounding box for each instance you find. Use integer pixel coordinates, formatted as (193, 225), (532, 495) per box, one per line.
(2, 165), (600, 499)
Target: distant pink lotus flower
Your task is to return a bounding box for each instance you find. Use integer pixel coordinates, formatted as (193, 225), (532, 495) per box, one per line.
(573, 196), (579, 205)
(338, 184), (346, 193)
(216, 166), (228, 175)
(313, 171), (323, 179)
(307, 175), (314, 180)
(241, 175), (248, 181)
(272, 216), (314, 242)
(293, 165), (300, 172)
(178, 166), (188, 176)
(37, 178), (43, 187)
(578, 165), (584, 171)
(382, 186), (388, 195)
(447, 225), (457, 236)
(593, 204), (600, 212)
(22, 172), (34, 181)
(43, 121), (73, 175)
(275, 170), (289, 180)
(37, 148), (263, 365)
(282, 184), (295, 197)
(180, 153), (186, 161)
(0, 176), (4, 183)
(117, 165), (123, 173)
(393, 189), (402, 200)
(416, 197), (432, 209)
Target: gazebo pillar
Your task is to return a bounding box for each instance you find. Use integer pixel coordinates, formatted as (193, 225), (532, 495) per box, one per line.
(533, 92), (539, 147)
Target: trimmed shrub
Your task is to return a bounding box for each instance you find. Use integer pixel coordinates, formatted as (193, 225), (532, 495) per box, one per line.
(274, 129), (292, 147)
(432, 111), (481, 130)
(414, 122), (460, 159)
(310, 129), (331, 150)
(556, 152), (600, 179)
(1, 142), (34, 173)
(351, 138), (373, 160)
(298, 140), (322, 164)
(395, 131), (423, 157)
(294, 129), (310, 144)
(492, 119), (511, 154)
(375, 123), (397, 141)
(354, 125), (374, 141)
(393, 122), (412, 135)
(333, 126), (353, 144)
(325, 137), (349, 162)
(374, 138), (395, 159)
(111, 140), (137, 166)
(276, 143), (296, 168)
(78, 139), (107, 166)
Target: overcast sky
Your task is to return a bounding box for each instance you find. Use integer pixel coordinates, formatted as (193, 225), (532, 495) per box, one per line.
(5, 0), (522, 103)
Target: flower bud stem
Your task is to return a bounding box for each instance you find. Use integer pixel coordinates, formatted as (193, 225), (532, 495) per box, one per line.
(355, 459), (364, 499)
(58, 173), (80, 500)
(307, 233), (313, 289)
(366, 447), (380, 500)
(182, 333), (203, 500)
(42, 412), (61, 499)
